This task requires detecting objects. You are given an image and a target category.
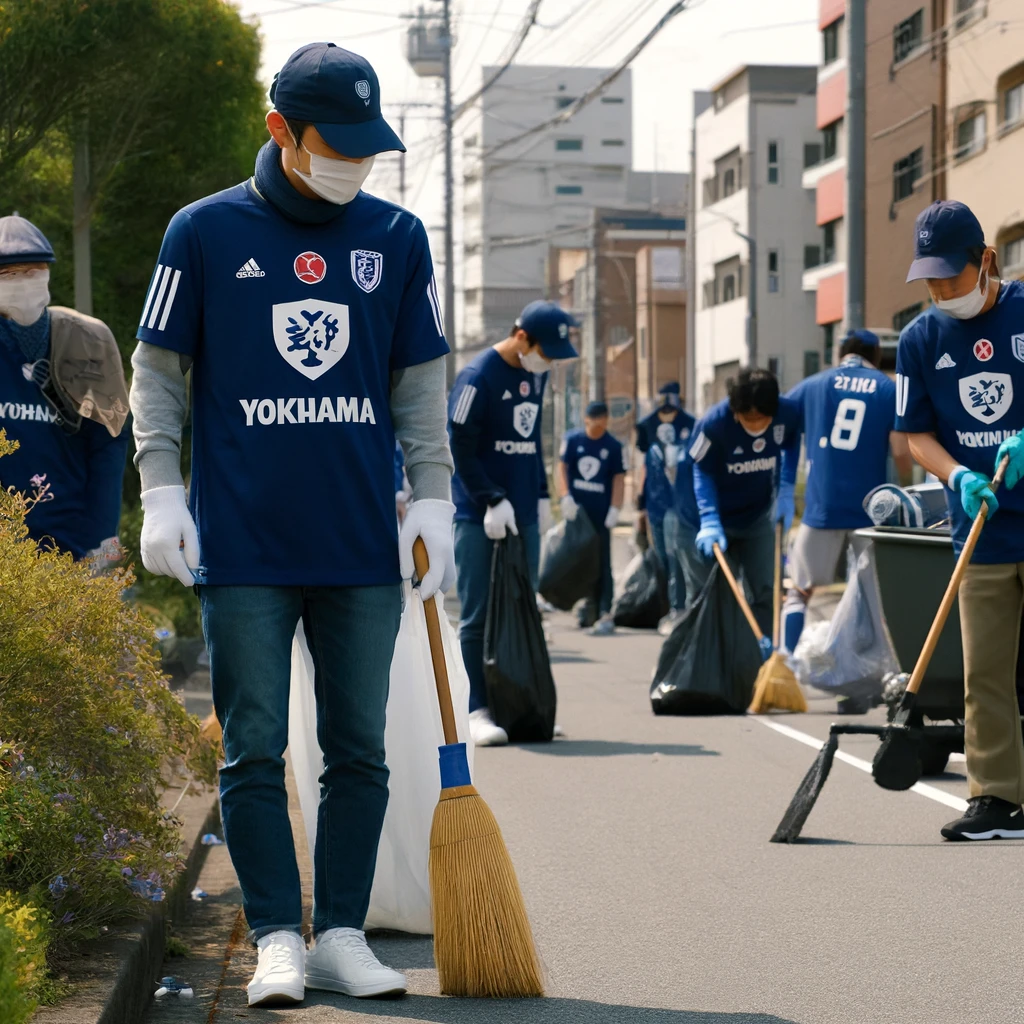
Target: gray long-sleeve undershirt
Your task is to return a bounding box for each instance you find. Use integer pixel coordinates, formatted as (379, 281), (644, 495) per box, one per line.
(129, 342), (452, 501)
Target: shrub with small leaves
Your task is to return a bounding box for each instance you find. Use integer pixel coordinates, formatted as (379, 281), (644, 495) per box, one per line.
(0, 432), (215, 949)
(0, 892), (48, 1021)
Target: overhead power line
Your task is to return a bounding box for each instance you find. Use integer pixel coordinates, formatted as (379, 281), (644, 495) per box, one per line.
(481, 1), (690, 160)
(453, 0), (545, 122)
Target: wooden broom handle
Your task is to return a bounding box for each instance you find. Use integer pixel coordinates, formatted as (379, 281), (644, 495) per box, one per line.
(412, 538), (460, 745)
(713, 543), (765, 642)
(905, 455), (1009, 696)
(773, 519), (783, 649)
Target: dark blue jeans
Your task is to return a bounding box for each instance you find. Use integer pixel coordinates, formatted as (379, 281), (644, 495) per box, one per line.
(454, 520), (540, 712)
(582, 510), (614, 616)
(201, 584), (401, 943)
(651, 510), (686, 612)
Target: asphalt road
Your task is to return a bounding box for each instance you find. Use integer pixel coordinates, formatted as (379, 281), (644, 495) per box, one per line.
(145, 542), (1021, 1024)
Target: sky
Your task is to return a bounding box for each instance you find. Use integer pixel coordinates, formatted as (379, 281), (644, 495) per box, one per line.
(235, 0), (820, 304)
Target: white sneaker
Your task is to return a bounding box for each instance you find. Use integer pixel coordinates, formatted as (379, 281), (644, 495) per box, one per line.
(589, 614), (616, 637)
(305, 927), (407, 998)
(247, 930), (305, 1007)
(469, 708), (509, 747)
(657, 610), (683, 637)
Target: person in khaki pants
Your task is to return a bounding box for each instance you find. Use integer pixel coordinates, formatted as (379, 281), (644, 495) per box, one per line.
(895, 199), (1024, 840)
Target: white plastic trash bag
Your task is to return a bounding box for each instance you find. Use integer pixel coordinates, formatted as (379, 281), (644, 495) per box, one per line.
(287, 583), (474, 935)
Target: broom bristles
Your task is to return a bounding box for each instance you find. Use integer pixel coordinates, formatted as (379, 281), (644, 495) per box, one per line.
(749, 652), (808, 714)
(430, 785), (544, 998)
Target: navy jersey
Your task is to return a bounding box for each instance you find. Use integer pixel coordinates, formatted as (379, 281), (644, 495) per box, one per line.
(689, 397), (801, 528)
(449, 348), (547, 526)
(786, 355), (897, 529)
(896, 280), (1024, 563)
(138, 182), (448, 586)
(674, 447), (699, 529)
(639, 410), (694, 517)
(0, 342), (128, 558)
(560, 429), (625, 525)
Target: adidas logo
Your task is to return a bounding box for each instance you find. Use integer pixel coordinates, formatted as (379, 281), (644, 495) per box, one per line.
(935, 352), (956, 369)
(236, 258), (265, 279)
(502, 390), (512, 400)
(733, 446), (744, 455)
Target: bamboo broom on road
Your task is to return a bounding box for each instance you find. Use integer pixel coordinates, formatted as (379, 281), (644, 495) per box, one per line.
(413, 539), (543, 998)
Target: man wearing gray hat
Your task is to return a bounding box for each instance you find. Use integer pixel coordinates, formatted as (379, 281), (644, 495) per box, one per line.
(0, 214), (130, 569)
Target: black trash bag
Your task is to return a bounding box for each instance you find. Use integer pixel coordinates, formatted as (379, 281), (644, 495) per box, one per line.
(484, 534), (557, 742)
(650, 563), (762, 715)
(612, 548), (668, 629)
(538, 512), (600, 611)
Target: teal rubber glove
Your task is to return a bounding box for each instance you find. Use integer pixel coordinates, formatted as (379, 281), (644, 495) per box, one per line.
(949, 465), (999, 519)
(696, 516), (727, 559)
(776, 481), (796, 532)
(996, 435), (1024, 490)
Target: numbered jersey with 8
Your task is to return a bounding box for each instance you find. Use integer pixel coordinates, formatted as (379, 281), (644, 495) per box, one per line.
(786, 354), (897, 529)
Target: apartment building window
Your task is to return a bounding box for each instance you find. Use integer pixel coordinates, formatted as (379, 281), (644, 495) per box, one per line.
(892, 303), (923, 332)
(803, 142), (822, 168)
(768, 357), (781, 378)
(722, 274), (737, 302)
(823, 18), (842, 65)
(723, 168), (736, 196)
(1002, 80), (1024, 132)
(804, 244), (822, 269)
(767, 249), (780, 292)
(823, 323), (835, 367)
(893, 147), (923, 202)
(767, 141), (780, 184)
(1003, 235), (1024, 276)
(601, 139), (625, 147)
(954, 0), (981, 32)
(556, 138), (583, 151)
(555, 184), (583, 195)
(803, 351), (821, 378)
(955, 110), (986, 160)
(601, 96), (625, 104)
(555, 96), (577, 109)
(823, 122), (839, 160)
(893, 9), (924, 65)
(822, 221), (837, 264)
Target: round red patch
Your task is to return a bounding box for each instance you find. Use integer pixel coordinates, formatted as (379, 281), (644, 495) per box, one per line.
(294, 251), (327, 284)
(974, 338), (994, 362)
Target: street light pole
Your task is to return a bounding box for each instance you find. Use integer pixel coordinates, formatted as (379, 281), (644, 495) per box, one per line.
(442, 0), (456, 388)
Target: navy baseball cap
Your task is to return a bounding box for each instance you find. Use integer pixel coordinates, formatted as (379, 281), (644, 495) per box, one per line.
(516, 301), (579, 360)
(844, 328), (880, 348)
(0, 215), (54, 267)
(906, 200), (984, 282)
(585, 401), (609, 418)
(270, 43), (405, 159)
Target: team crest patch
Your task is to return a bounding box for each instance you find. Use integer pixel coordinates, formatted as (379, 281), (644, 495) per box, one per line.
(773, 424), (785, 445)
(578, 455), (601, 481)
(294, 251), (327, 284)
(600, 448), (609, 459)
(519, 381), (530, 397)
(272, 299), (350, 380)
(752, 437), (766, 453)
(959, 371), (1013, 424)
(974, 338), (994, 362)
(351, 250), (382, 293)
(512, 401), (539, 439)
(1012, 333), (1024, 364)
(680, 427), (691, 441)
(355, 79), (371, 102)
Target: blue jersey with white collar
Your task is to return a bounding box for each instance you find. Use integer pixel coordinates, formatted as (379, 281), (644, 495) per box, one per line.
(786, 356), (896, 529)
(689, 397), (801, 528)
(560, 428), (624, 524)
(896, 280), (1024, 563)
(449, 348), (548, 526)
(138, 182), (448, 586)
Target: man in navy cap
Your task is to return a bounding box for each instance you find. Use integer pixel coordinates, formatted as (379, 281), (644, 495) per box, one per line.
(559, 400), (625, 634)
(895, 199), (1024, 841)
(449, 299), (578, 745)
(0, 215), (130, 569)
(634, 381), (695, 633)
(129, 43), (454, 1005)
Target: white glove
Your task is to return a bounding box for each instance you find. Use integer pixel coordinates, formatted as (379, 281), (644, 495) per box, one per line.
(398, 498), (456, 599)
(395, 489), (410, 525)
(483, 498), (518, 540)
(140, 485), (200, 588)
(604, 506), (620, 530)
(538, 497), (553, 534)
(560, 494), (579, 521)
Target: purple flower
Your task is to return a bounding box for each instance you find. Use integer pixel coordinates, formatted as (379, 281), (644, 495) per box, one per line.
(104, 725), (119, 735)
(60, 912), (75, 925)
(53, 792), (74, 804)
(49, 875), (68, 901)
(121, 867), (133, 878)
(29, 473), (46, 487)
(73, 834), (86, 845)
(128, 878), (165, 902)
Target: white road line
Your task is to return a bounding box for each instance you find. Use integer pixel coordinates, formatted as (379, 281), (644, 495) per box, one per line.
(758, 718), (968, 813)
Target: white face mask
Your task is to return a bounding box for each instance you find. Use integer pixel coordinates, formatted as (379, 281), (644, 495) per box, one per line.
(935, 265), (993, 320)
(520, 349), (551, 375)
(0, 269), (50, 325)
(295, 146), (375, 205)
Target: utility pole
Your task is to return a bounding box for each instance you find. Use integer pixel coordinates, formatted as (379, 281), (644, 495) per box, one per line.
(846, 0), (866, 330)
(72, 120), (92, 316)
(442, 0), (456, 388)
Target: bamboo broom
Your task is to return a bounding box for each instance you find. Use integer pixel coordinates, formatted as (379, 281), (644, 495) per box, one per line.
(413, 539), (543, 998)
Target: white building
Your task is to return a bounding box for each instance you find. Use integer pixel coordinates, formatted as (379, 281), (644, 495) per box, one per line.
(461, 65), (684, 363)
(693, 65), (820, 410)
